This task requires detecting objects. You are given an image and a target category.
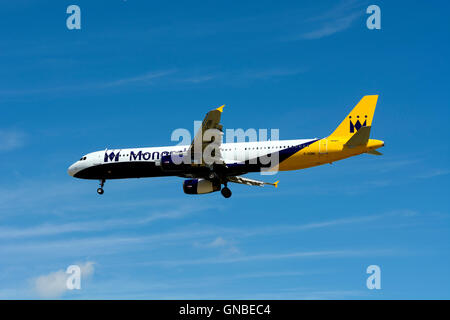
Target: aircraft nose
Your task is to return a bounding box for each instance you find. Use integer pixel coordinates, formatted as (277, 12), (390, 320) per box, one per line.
(67, 163), (78, 177)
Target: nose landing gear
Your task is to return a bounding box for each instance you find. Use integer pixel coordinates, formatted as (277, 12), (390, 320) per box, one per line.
(97, 179), (105, 195)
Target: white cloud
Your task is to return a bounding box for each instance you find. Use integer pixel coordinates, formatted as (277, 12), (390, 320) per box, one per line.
(0, 129), (25, 151)
(0, 203), (212, 239)
(1, 211), (412, 256)
(416, 169), (450, 179)
(143, 248), (396, 267)
(194, 236), (240, 255)
(33, 270), (67, 299)
(301, 12), (360, 39)
(207, 236), (228, 248)
(242, 68), (305, 80)
(0, 70), (176, 97)
(80, 261), (95, 276)
(177, 67), (304, 85)
(292, 0), (364, 40)
(100, 70), (176, 88)
(32, 261), (95, 299)
(179, 75), (217, 83)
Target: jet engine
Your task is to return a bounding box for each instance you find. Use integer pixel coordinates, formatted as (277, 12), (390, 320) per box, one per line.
(183, 179), (221, 195)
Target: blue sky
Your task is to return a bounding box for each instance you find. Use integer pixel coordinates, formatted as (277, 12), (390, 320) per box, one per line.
(0, 0), (449, 299)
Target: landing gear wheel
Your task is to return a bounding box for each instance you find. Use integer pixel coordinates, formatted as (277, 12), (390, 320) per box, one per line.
(208, 172), (217, 180)
(221, 187), (232, 198)
(97, 179), (105, 195)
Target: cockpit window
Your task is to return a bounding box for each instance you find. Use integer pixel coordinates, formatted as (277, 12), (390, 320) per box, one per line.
(79, 157), (87, 161)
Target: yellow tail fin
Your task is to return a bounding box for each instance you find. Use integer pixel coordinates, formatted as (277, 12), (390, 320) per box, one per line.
(328, 95), (378, 139)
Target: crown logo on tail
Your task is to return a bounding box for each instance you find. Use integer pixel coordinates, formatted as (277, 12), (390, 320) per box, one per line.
(349, 115), (367, 133)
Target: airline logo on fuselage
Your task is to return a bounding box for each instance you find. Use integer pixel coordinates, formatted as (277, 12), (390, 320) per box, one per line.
(349, 115), (367, 133)
(104, 151), (120, 162)
(104, 150), (171, 162)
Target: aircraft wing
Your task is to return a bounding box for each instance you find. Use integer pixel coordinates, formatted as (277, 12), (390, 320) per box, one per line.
(227, 176), (279, 188)
(187, 105), (225, 165)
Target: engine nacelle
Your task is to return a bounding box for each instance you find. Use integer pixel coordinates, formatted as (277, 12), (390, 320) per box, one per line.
(183, 179), (221, 195)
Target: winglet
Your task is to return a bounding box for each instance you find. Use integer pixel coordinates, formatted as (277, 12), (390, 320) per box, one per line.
(216, 105), (225, 113)
(273, 180), (279, 188)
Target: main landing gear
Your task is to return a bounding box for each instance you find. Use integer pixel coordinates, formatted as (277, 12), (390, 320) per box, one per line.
(97, 179), (105, 195)
(221, 182), (232, 198)
(208, 172), (218, 180)
(208, 166), (231, 198)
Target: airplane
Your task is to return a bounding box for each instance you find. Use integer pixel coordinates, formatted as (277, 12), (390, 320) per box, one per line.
(68, 95), (384, 198)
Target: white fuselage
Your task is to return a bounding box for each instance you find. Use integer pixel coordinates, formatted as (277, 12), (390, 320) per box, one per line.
(68, 138), (317, 178)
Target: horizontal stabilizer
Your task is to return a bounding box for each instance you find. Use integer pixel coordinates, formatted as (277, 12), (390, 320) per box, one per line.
(227, 176), (279, 188)
(367, 149), (383, 155)
(345, 126), (371, 147)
